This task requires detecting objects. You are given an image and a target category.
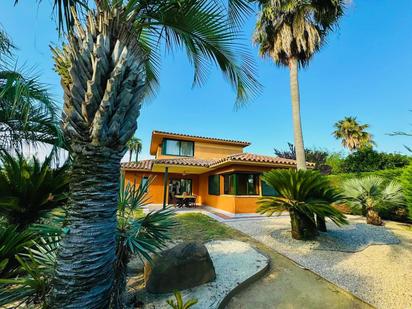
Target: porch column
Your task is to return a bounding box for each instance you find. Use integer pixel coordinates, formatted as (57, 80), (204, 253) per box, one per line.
(162, 167), (169, 209)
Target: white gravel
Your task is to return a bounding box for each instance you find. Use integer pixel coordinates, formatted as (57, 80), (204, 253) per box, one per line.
(226, 215), (412, 309)
(141, 240), (269, 309)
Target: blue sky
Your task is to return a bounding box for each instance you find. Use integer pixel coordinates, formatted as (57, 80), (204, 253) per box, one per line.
(1, 1), (412, 160)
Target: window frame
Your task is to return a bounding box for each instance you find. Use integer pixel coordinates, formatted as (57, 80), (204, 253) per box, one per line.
(208, 175), (220, 195)
(140, 176), (149, 193)
(162, 138), (195, 157)
(223, 173), (260, 196)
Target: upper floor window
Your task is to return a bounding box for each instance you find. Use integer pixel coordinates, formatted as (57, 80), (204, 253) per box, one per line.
(162, 139), (194, 157)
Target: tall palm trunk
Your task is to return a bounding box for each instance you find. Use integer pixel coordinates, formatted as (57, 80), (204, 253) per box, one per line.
(135, 151), (138, 162)
(51, 8), (146, 307)
(288, 58), (306, 171)
(52, 145), (123, 308)
(129, 150), (133, 162)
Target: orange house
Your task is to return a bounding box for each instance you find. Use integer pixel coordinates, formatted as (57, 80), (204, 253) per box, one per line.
(122, 131), (313, 215)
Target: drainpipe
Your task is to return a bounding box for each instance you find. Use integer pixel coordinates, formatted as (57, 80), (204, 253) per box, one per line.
(162, 167), (169, 209)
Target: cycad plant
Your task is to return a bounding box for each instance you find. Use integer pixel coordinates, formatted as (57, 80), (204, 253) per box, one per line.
(166, 291), (198, 309)
(333, 116), (374, 152)
(342, 176), (405, 226)
(254, 0), (345, 170)
(50, 1), (258, 306)
(0, 151), (69, 229)
(258, 169), (347, 240)
(112, 175), (175, 308)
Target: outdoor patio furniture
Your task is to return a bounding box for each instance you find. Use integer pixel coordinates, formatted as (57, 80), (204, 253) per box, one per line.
(175, 195), (197, 208)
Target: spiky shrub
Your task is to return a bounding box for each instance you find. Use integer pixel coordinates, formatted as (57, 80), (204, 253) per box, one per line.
(166, 291), (198, 309)
(258, 169), (347, 240)
(400, 164), (412, 220)
(51, 0), (258, 306)
(111, 175), (175, 308)
(0, 151), (69, 229)
(342, 176), (405, 226)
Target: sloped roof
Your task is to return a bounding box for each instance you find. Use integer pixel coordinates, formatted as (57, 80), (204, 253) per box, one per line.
(152, 130), (251, 146)
(210, 153), (314, 167)
(122, 160), (154, 171)
(121, 153), (314, 171)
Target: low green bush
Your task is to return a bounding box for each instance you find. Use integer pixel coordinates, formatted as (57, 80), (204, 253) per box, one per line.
(328, 168), (410, 222)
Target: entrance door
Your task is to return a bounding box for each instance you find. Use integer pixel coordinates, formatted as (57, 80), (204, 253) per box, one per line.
(169, 178), (192, 203)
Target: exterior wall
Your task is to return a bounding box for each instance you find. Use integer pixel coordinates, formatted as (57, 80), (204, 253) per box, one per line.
(124, 170), (200, 205)
(198, 165), (284, 214)
(124, 164), (289, 214)
(155, 141), (244, 160)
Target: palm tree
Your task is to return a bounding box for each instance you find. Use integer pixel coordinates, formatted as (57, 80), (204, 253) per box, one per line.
(254, 0), (345, 170)
(50, 1), (258, 307)
(258, 169), (347, 240)
(342, 176), (404, 226)
(0, 28), (63, 150)
(127, 136), (142, 162)
(333, 116), (374, 151)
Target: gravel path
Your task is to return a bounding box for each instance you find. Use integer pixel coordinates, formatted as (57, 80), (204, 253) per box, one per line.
(138, 240), (269, 309)
(226, 215), (412, 309)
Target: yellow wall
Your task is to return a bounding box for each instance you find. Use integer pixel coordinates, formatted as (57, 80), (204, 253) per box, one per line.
(156, 141), (244, 160)
(124, 165), (287, 214)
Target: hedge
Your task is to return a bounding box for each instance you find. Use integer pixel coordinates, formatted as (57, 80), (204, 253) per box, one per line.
(328, 167), (410, 222)
(328, 167), (405, 187)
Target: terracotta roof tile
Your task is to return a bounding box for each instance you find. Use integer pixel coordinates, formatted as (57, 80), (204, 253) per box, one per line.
(121, 160), (154, 170)
(121, 153), (314, 171)
(152, 130), (251, 146)
(154, 157), (215, 167)
(210, 153), (315, 167)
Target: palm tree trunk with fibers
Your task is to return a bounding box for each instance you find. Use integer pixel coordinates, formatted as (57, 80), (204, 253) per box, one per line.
(288, 58), (306, 170)
(51, 9), (146, 307)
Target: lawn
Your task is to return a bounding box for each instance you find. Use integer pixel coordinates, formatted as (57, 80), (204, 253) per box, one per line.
(171, 213), (247, 243)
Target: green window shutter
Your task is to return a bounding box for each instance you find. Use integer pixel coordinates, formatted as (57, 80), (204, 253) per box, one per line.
(208, 175), (220, 195)
(261, 179), (277, 196)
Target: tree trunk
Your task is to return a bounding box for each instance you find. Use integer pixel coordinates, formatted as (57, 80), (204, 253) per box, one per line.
(110, 242), (129, 309)
(289, 209), (318, 240)
(51, 144), (123, 308)
(316, 215), (327, 232)
(135, 151), (138, 163)
(129, 150), (132, 163)
(289, 58), (306, 170)
(366, 209), (382, 226)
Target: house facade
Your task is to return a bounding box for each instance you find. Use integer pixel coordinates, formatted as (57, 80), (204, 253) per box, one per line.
(122, 130), (313, 215)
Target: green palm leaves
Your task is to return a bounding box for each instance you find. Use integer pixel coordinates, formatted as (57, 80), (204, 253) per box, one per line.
(342, 176), (404, 225)
(167, 290), (198, 309)
(258, 169), (347, 239)
(0, 151), (70, 229)
(333, 116), (374, 151)
(127, 137), (142, 162)
(254, 0), (345, 67)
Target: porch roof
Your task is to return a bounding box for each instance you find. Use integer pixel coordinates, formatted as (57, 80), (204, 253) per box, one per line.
(121, 153), (315, 172)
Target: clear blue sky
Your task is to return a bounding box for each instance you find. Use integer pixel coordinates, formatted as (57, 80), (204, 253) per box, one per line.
(1, 1), (412, 160)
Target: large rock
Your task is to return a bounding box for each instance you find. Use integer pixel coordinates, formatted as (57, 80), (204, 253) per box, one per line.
(144, 242), (216, 294)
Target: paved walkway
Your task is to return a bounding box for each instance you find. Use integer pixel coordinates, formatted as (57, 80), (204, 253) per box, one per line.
(226, 215), (412, 309)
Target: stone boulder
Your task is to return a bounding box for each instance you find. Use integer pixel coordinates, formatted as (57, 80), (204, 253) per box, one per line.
(144, 242), (216, 293)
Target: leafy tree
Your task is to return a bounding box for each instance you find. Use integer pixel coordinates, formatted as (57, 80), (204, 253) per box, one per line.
(50, 1), (259, 306)
(0, 151), (69, 229)
(274, 143), (329, 171)
(333, 116), (374, 152)
(254, 0), (345, 170)
(325, 152), (345, 174)
(400, 164), (412, 220)
(127, 136), (142, 162)
(258, 169), (347, 240)
(111, 175), (175, 307)
(342, 176), (404, 225)
(340, 148), (409, 173)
